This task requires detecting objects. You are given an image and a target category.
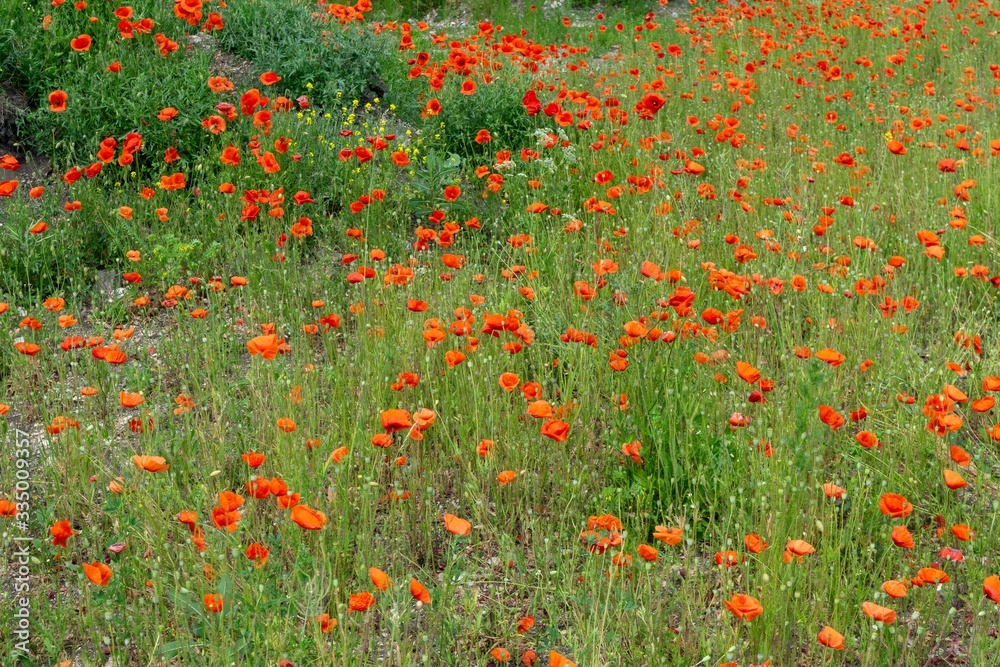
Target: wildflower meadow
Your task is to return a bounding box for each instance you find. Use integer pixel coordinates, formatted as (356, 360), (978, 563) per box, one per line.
(1, 0), (1000, 664)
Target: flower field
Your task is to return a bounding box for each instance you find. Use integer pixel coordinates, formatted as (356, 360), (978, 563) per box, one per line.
(1, 0), (1000, 664)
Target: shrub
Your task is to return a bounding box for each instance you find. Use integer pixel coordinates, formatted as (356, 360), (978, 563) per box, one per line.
(215, 0), (386, 107)
(433, 76), (534, 158)
(0, 0), (218, 165)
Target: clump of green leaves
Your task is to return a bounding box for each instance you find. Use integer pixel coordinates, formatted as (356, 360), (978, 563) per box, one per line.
(433, 76), (534, 158)
(215, 0), (387, 108)
(407, 148), (463, 217)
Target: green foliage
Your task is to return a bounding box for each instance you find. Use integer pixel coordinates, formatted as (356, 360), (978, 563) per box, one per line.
(0, 0), (217, 165)
(381, 0), (452, 20)
(375, 44), (426, 123)
(407, 148), (462, 216)
(434, 76), (534, 158)
(215, 0), (387, 107)
(569, 0), (651, 12)
(0, 192), (137, 302)
(148, 234), (224, 288)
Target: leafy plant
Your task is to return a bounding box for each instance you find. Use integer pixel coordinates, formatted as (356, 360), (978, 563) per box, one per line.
(407, 148), (463, 217)
(215, 0), (387, 108)
(1, 0), (218, 165)
(433, 76), (534, 158)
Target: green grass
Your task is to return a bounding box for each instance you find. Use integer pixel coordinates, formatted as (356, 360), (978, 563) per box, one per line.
(2, 0), (1000, 665)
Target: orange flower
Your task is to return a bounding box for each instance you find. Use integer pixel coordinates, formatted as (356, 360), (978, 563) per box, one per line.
(259, 71), (281, 86)
(381, 409), (412, 433)
(620, 440), (642, 464)
(744, 533), (768, 553)
(257, 152), (281, 174)
(317, 612), (337, 632)
(368, 567), (391, 591)
(245, 543), (269, 568)
(549, 651), (577, 667)
(220, 144), (241, 166)
(724, 594), (763, 621)
(242, 452), (266, 468)
(652, 525), (683, 545)
(816, 348), (846, 366)
(818, 404), (845, 430)
(50, 520), (75, 547)
(951, 524), (973, 541)
(203, 593), (224, 613)
(862, 601), (897, 624)
(916, 567), (949, 585)
(443, 513), (471, 536)
(735, 361), (761, 384)
(891, 525), (914, 548)
(42, 296), (66, 313)
(159, 172), (186, 191)
(855, 430), (880, 449)
(177, 510), (198, 531)
(943, 469), (967, 489)
(48, 90), (68, 112)
(785, 539), (815, 557)
(119, 392), (144, 408)
(637, 544), (658, 562)
(498, 372), (520, 391)
(818, 626), (844, 650)
(82, 562), (112, 586)
(984, 575), (1000, 603)
(540, 418), (570, 442)
(174, 0), (204, 25)
(15, 342), (41, 356)
(247, 334), (280, 360)
(218, 490), (245, 512)
(882, 579), (908, 598)
(497, 470), (516, 486)
(879, 493), (912, 518)
(348, 591), (376, 612)
(526, 400), (553, 419)
(410, 577), (431, 604)
(132, 455), (168, 473)
(970, 395), (995, 412)
(476, 439), (495, 457)
(412, 408), (436, 432)
(290, 504), (327, 530)
(943, 384), (968, 403)
(422, 98), (442, 117)
(70, 34), (92, 51)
